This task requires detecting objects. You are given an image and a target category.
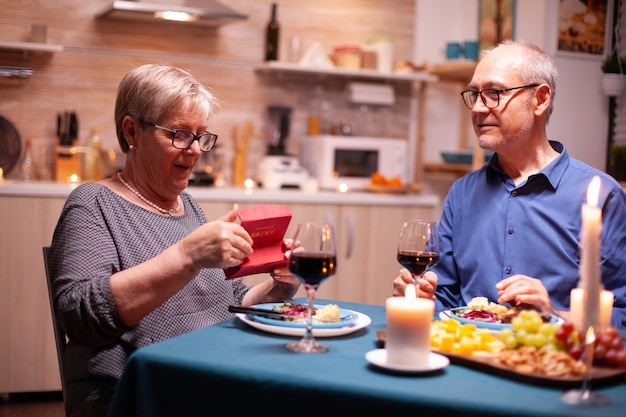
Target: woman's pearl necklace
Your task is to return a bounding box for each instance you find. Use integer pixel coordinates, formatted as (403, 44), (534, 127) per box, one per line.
(117, 172), (180, 216)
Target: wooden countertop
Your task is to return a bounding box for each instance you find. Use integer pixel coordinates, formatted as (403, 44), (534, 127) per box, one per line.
(0, 181), (440, 208)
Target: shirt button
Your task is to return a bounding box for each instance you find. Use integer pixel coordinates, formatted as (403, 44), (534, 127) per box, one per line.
(505, 267), (512, 274)
(507, 227), (514, 234)
(511, 190), (518, 197)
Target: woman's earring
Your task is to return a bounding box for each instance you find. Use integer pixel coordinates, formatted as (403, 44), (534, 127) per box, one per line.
(129, 144), (134, 150)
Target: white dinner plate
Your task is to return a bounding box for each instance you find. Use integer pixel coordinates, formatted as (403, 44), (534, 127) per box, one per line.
(236, 309), (371, 337)
(439, 307), (564, 331)
(365, 349), (450, 373)
(249, 303), (359, 329)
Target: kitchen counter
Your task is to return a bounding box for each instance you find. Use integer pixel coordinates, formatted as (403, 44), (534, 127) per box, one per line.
(0, 181), (440, 209)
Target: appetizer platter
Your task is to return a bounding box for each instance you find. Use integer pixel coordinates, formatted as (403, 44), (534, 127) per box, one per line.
(375, 308), (626, 388)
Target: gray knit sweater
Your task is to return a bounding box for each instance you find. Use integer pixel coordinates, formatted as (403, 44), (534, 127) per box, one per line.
(49, 182), (249, 417)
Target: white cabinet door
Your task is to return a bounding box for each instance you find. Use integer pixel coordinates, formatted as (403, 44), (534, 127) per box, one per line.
(0, 196), (65, 393)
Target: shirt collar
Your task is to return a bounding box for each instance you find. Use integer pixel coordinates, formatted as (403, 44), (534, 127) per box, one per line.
(486, 140), (569, 191)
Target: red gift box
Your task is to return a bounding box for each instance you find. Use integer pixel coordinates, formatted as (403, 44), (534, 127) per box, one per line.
(224, 205), (292, 279)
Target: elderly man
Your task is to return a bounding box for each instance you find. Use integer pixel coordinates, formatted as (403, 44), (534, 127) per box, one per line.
(393, 40), (626, 328)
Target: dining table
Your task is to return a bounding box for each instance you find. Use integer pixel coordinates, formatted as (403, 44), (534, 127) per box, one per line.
(107, 299), (626, 417)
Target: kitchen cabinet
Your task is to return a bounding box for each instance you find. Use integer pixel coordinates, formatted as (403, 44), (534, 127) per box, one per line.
(0, 182), (438, 393)
(0, 195), (65, 393)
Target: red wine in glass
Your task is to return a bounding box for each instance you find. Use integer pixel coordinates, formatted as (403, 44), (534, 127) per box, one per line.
(288, 252), (336, 286)
(397, 220), (439, 285)
(397, 251), (439, 277)
(286, 222), (337, 354)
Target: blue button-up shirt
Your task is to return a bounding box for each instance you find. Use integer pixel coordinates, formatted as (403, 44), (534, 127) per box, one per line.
(434, 141), (626, 328)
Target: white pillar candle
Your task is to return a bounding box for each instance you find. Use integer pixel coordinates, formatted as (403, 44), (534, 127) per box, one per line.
(579, 175), (602, 331)
(600, 290), (614, 330)
(385, 285), (434, 367)
(570, 288), (584, 330)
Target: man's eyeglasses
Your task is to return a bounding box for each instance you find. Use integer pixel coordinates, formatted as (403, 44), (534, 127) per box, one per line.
(146, 121), (218, 152)
(460, 84), (540, 109)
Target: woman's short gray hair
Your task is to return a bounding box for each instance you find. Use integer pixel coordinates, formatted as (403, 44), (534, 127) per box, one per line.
(114, 63), (220, 152)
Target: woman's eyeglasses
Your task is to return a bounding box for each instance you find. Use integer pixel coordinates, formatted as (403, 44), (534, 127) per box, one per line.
(145, 121), (218, 152)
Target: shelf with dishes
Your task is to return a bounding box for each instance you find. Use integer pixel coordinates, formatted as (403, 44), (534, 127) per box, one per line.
(0, 40), (64, 78)
(255, 61), (438, 84)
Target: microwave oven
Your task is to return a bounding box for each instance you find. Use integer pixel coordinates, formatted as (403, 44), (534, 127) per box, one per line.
(299, 135), (408, 190)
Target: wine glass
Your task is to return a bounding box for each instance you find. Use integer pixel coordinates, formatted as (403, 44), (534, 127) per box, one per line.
(286, 222), (337, 353)
(561, 326), (611, 405)
(397, 220), (439, 286)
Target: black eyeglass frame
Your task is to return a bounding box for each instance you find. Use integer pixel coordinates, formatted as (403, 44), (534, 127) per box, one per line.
(144, 120), (219, 152)
(460, 84), (540, 109)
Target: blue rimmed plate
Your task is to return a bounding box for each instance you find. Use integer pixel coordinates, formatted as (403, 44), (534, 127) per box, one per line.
(249, 303), (359, 329)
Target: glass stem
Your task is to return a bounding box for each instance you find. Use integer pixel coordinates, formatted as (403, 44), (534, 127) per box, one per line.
(304, 284), (318, 345)
(581, 338), (594, 394)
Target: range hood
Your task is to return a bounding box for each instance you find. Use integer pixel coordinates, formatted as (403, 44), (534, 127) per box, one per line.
(97, 0), (248, 27)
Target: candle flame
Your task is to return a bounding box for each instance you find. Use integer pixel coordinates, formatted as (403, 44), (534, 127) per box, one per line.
(586, 176), (601, 207)
(404, 283), (416, 299)
(585, 325), (596, 344)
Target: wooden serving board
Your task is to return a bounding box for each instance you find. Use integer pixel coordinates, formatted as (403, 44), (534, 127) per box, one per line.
(375, 330), (626, 388)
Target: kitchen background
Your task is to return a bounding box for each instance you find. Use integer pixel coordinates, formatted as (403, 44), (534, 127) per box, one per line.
(0, 0), (617, 198)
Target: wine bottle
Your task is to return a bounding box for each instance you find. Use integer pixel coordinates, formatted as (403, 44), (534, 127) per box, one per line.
(265, 3), (279, 61)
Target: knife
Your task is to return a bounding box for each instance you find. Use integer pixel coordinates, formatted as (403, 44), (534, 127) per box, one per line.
(228, 305), (300, 320)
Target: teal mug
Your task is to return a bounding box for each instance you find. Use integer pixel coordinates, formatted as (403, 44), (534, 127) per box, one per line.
(445, 42), (462, 60)
(464, 41), (479, 61)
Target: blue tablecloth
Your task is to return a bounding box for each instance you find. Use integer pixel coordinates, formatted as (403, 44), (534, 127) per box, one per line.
(108, 300), (626, 417)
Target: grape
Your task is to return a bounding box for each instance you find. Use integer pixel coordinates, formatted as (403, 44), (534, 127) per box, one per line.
(591, 326), (626, 368)
(538, 323), (555, 336)
(606, 327), (619, 339)
(561, 321), (575, 334)
(511, 316), (524, 331)
(532, 333), (548, 348)
(598, 333), (614, 349)
(527, 315), (543, 333)
(569, 346), (583, 360)
(499, 328), (514, 340)
(555, 326), (568, 342)
(594, 344), (607, 361)
(605, 349), (618, 365)
(610, 338), (624, 351)
(503, 335), (518, 349)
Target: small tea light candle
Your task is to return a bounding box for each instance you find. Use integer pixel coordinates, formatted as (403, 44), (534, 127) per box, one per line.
(385, 285), (434, 366)
(337, 182), (350, 193)
(243, 178), (256, 195)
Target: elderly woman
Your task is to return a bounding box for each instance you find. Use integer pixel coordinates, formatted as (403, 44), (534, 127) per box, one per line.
(49, 63), (301, 417)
